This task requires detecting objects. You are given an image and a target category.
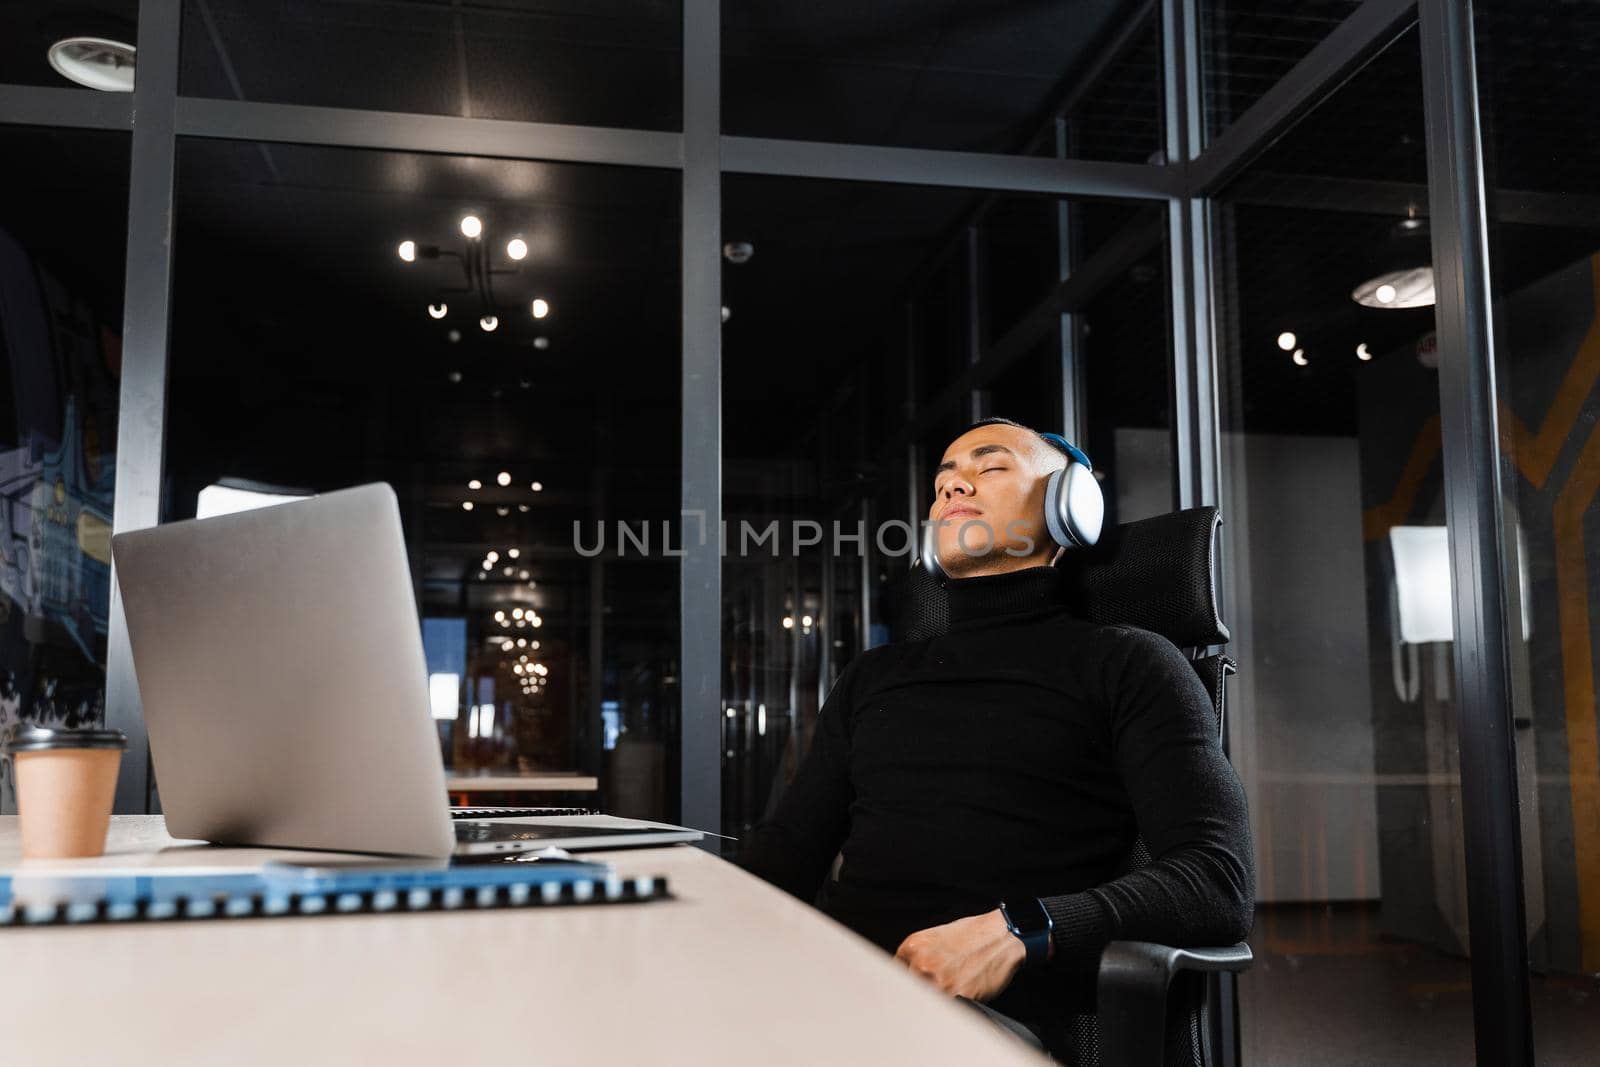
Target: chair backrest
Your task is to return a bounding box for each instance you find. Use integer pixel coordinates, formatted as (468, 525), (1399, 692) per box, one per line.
(892, 506), (1231, 713)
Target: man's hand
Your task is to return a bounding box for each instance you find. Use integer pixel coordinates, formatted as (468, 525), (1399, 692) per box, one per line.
(893, 908), (1040, 1002)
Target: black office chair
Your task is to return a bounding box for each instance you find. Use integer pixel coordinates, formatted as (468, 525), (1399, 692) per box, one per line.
(891, 505), (1252, 1067)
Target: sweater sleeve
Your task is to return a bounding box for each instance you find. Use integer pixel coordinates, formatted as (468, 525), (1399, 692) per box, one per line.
(1038, 628), (1256, 963)
(738, 656), (860, 904)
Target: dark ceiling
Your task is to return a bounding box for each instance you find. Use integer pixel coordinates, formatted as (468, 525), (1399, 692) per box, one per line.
(4, 1), (1600, 619)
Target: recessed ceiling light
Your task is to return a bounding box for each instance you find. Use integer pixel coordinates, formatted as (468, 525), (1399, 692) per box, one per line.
(468, 479), (481, 490)
(1292, 349), (1308, 367)
(47, 37), (136, 92)
(533, 337), (550, 350)
(428, 303), (448, 319)
(506, 238), (528, 261)
(1276, 331), (1297, 352)
(462, 501), (474, 511)
(398, 240), (417, 263)
(479, 315), (499, 332)
(497, 471), (512, 487)
(460, 215), (482, 239)
(530, 481), (543, 492)
(1356, 343), (1373, 361)
(531, 298), (550, 319)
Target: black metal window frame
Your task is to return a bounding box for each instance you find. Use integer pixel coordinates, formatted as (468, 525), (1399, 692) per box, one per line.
(0, 1), (1533, 1061)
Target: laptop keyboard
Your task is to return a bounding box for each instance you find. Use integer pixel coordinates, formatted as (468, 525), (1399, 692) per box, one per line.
(449, 806), (601, 820)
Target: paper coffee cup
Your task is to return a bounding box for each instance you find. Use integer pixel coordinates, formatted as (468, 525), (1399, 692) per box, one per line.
(2, 726), (127, 859)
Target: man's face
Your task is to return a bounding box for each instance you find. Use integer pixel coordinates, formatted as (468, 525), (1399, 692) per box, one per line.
(929, 424), (1064, 578)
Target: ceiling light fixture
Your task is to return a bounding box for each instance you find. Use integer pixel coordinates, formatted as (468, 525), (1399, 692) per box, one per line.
(1356, 343), (1373, 362)
(462, 501), (474, 511)
(47, 37), (136, 92)
(1292, 349), (1308, 367)
(401, 216), (537, 338)
(1352, 216), (1436, 309)
(497, 471), (512, 486)
(1353, 271), (1438, 309)
(1276, 331), (1297, 352)
(531, 298), (550, 320)
(468, 479), (481, 490)
(530, 481), (543, 492)
(532, 336), (550, 350)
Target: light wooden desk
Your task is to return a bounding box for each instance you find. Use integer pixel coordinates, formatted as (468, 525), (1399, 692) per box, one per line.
(0, 817), (1046, 1066)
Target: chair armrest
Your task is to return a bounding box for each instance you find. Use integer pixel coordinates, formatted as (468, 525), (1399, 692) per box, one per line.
(1096, 941), (1253, 1066)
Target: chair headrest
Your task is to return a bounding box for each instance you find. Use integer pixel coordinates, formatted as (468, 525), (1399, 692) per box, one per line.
(891, 506), (1229, 648)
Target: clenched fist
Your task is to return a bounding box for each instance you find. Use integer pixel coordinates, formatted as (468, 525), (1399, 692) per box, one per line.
(893, 908), (1047, 1002)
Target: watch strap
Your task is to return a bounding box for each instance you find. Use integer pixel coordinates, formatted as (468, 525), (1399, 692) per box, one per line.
(999, 897), (1053, 969)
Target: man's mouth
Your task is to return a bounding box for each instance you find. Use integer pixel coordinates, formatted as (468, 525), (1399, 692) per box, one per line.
(940, 506), (981, 520)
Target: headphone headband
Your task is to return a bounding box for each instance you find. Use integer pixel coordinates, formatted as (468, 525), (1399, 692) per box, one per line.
(1039, 432), (1093, 472)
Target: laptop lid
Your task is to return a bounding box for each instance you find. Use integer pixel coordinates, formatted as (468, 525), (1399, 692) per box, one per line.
(111, 483), (457, 858)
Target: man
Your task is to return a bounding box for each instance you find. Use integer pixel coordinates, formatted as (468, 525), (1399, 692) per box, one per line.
(740, 417), (1255, 1059)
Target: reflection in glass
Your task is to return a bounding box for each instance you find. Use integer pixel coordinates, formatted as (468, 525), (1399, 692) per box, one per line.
(0, 126), (129, 813)
(165, 139), (680, 820)
(1214, 28), (1478, 1062)
(720, 173), (1173, 849)
(1476, 1), (1600, 1058)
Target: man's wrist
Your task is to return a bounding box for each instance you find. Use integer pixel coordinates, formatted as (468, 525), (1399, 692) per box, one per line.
(998, 897), (1054, 969)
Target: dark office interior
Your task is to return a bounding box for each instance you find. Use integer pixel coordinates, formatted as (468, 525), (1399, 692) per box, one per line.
(2, 2), (1599, 1064)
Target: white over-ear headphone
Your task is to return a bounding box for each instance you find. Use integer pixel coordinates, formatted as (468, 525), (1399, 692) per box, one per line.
(920, 432), (1104, 580)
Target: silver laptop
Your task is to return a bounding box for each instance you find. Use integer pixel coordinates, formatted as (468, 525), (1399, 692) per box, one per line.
(109, 483), (702, 859)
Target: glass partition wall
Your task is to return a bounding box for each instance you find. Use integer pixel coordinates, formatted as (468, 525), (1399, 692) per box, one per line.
(0, 0), (1580, 1061)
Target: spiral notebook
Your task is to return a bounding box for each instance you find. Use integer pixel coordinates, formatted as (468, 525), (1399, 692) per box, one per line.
(0, 857), (670, 927)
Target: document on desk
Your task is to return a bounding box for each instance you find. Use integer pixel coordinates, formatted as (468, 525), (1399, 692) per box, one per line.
(0, 855), (671, 926)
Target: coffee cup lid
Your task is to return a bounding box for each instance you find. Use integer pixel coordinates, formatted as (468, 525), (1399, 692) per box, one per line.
(0, 725), (129, 754)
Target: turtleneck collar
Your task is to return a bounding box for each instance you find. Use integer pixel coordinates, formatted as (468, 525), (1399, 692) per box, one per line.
(944, 564), (1065, 631)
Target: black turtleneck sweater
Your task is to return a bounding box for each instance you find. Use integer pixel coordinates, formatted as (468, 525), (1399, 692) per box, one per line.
(740, 564), (1254, 1022)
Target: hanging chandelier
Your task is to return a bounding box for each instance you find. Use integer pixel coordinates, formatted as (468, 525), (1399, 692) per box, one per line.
(397, 214), (553, 332)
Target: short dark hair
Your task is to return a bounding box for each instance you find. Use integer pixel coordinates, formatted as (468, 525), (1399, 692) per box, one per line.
(960, 416), (1072, 461)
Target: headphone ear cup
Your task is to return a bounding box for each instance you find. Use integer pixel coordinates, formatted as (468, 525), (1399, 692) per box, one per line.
(1043, 468), (1073, 548)
(1063, 463), (1105, 547)
(919, 519), (947, 579)
(1043, 463), (1106, 549)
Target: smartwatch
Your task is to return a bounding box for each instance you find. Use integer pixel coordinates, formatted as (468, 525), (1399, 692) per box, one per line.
(998, 897), (1054, 969)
